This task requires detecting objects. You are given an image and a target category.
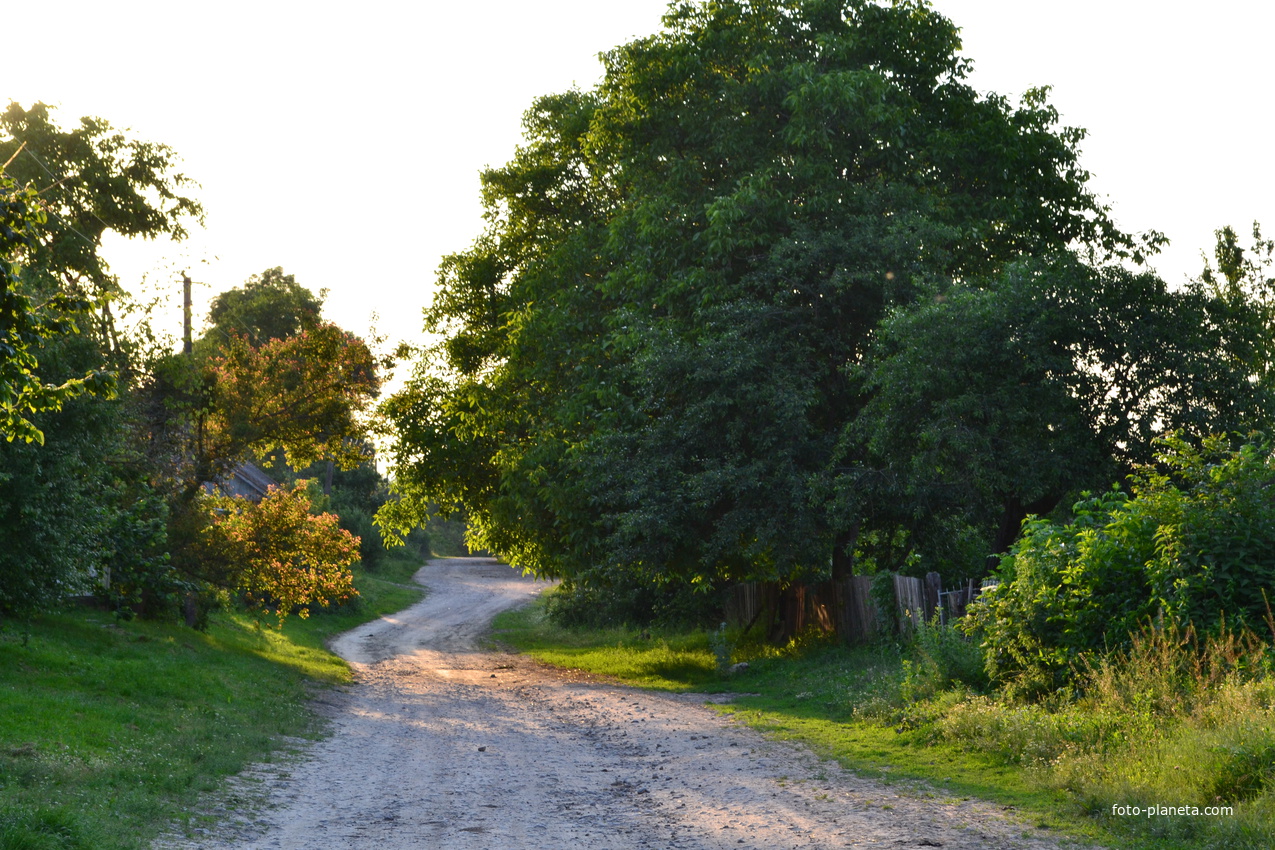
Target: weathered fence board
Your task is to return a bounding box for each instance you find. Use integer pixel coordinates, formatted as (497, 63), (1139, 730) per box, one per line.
(728, 571), (988, 643)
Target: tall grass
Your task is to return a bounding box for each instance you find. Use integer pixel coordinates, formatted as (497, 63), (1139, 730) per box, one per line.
(932, 622), (1275, 847)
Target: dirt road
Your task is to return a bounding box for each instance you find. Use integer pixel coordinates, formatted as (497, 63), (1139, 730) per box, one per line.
(158, 558), (1087, 849)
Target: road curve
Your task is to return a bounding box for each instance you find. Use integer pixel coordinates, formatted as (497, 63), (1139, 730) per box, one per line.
(156, 557), (1088, 849)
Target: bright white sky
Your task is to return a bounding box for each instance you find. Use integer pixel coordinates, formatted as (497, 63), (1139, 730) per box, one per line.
(6, 1), (1272, 359)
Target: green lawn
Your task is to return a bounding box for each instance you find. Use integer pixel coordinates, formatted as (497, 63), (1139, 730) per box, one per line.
(0, 555), (425, 850)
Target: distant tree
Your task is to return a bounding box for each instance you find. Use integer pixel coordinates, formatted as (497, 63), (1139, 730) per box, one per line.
(1199, 222), (1275, 387)
(203, 267), (323, 348)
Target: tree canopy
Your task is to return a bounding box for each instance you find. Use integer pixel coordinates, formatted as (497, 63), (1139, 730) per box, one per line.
(204, 266), (324, 348)
(379, 0), (1171, 598)
(0, 103), (202, 616)
(850, 256), (1269, 562)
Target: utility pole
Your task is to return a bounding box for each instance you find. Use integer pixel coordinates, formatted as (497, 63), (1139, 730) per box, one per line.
(182, 271), (193, 355)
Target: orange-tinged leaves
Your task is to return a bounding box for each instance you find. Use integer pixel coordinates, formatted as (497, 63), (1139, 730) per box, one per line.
(205, 482), (359, 625)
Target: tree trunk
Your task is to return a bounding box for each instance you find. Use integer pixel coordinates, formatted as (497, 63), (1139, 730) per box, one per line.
(989, 494), (1061, 568)
(830, 522), (860, 638)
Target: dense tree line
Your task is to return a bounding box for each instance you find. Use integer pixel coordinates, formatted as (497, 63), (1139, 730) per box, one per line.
(378, 0), (1271, 631)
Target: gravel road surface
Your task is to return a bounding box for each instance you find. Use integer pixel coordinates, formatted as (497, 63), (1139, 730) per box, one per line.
(156, 557), (1089, 849)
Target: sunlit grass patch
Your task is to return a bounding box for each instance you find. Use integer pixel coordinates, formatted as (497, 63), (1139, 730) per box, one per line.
(490, 597), (722, 691)
(0, 552), (427, 850)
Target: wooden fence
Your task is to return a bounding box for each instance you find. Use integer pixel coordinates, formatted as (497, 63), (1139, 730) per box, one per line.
(727, 572), (992, 643)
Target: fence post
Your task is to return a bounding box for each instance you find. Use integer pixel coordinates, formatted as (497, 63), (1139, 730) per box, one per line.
(924, 572), (942, 624)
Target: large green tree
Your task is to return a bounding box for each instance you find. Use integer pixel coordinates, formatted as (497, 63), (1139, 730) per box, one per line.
(0, 103), (202, 617)
(380, 0), (1150, 600)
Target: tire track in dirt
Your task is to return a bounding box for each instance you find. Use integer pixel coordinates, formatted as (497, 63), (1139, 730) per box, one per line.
(156, 557), (1091, 849)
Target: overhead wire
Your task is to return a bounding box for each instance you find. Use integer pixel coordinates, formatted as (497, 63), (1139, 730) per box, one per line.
(14, 146), (103, 252)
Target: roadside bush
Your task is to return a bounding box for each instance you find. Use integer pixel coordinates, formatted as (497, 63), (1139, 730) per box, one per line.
(101, 484), (188, 620)
(0, 390), (118, 618)
(968, 434), (1275, 696)
(199, 483), (359, 623)
(902, 616), (988, 702)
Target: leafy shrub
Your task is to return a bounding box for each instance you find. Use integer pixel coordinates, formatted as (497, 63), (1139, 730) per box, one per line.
(101, 485), (188, 620)
(901, 616), (988, 701)
(545, 576), (723, 630)
(968, 434), (1275, 696)
(199, 483), (359, 623)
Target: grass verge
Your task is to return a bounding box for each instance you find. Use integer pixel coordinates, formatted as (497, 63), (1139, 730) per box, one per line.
(0, 553), (425, 850)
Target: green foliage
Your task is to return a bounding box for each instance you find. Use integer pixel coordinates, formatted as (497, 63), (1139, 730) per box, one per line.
(869, 570), (898, 634)
(850, 256), (1269, 565)
(543, 576), (723, 630)
(0, 102), (200, 619)
(383, 0), (1134, 602)
(422, 513), (468, 557)
(0, 102), (202, 294)
(203, 267), (323, 348)
(205, 322), (379, 474)
(0, 174), (114, 444)
(901, 616), (988, 702)
(1200, 222), (1275, 390)
(0, 354), (126, 616)
(967, 486), (1157, 697)
(100, 483), (185, 621)
(970, 434), (1275, 696)
(198, 484), (359, 624)
(1144, 436), (1275, 631)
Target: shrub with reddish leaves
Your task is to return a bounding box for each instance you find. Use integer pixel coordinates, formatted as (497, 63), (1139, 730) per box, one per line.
(205, 482), (359, 622)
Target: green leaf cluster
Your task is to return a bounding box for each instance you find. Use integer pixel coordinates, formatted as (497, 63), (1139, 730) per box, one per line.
(970, 435), (1275, 697)
(851, 255), (1268, 564)
(0, 102), (200, 619)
